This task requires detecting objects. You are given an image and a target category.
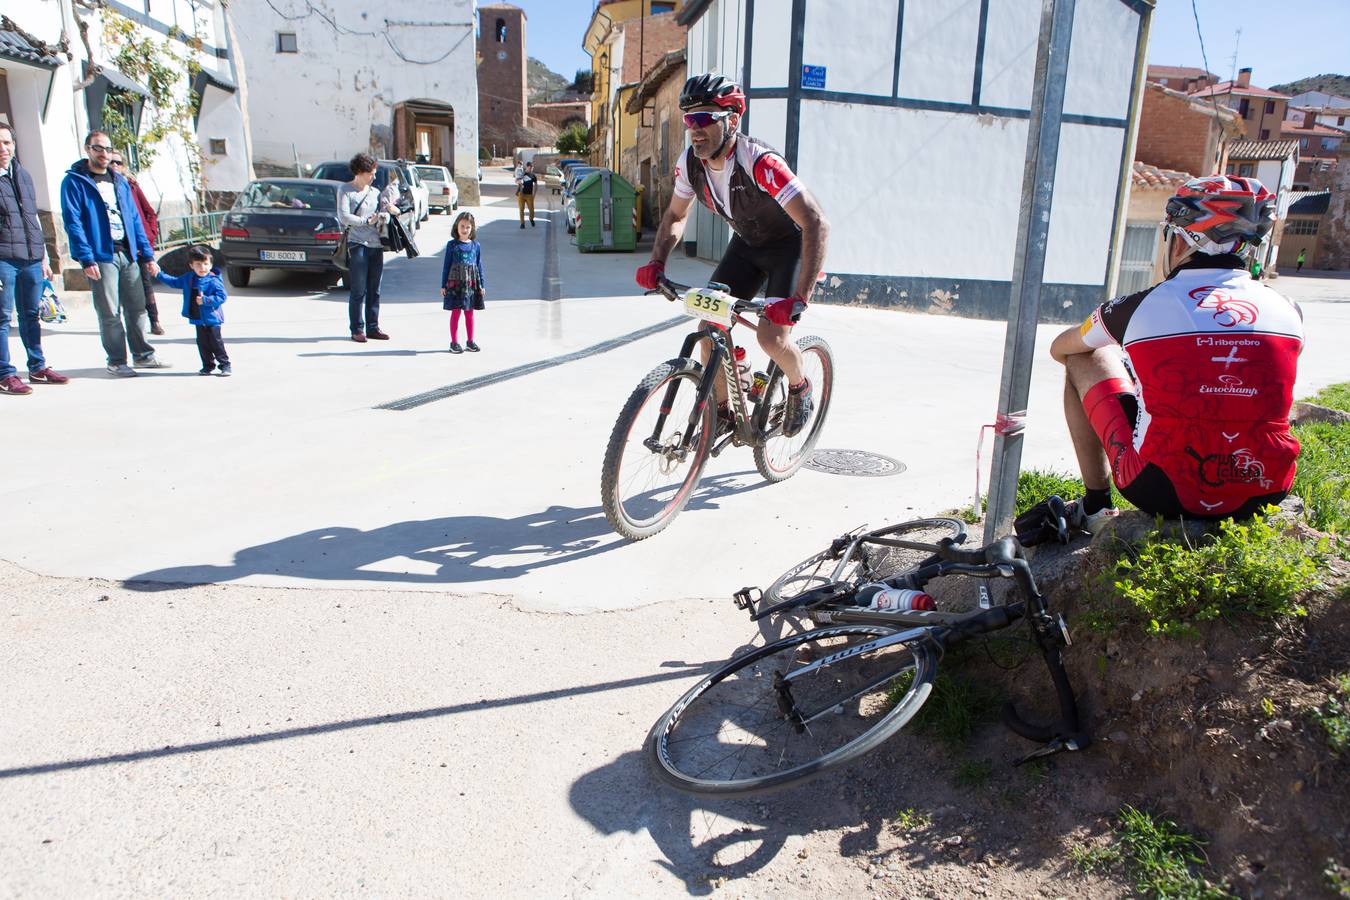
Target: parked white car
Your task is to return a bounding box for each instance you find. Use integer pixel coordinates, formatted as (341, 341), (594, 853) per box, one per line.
(415, 165), (459, 213)
(383, 159), (429, 224)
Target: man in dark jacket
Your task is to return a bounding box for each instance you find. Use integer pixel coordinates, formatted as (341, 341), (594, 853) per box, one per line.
(113, 150), (164, 335)
(60, 131), (166, 377)
(0, 124), (68, 395)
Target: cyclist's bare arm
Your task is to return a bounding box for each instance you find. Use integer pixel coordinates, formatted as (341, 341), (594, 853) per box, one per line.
(782, 190), (830, 302)
(649, 192), (694, 266)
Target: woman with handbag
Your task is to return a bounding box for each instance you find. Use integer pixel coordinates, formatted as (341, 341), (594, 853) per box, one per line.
(337, 153), (399, 343)
(440, 211), (486, 353)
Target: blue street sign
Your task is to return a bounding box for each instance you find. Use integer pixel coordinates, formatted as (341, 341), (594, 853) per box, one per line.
(801, 65), (826, 90)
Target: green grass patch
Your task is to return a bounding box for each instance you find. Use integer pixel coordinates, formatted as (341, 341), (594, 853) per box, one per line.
(1306, 383), (1350, 413)
(1015, 468), (1133, 516)
(1325, 858), (1350, 898)
(905, 669), (1002, 746)
(1069, 841), (1122, 876)
(1311, 673), (1350, 756)
(892, 807), (932, 831)
(1291, 421), (1350, 533)
(1116, 806), (1231, 899)
(1110, 509), (1326, 638)
(953, 758), (994, 788)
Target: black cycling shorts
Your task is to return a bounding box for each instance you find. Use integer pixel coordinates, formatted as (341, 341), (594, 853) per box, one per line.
(710, 233), (802, 301)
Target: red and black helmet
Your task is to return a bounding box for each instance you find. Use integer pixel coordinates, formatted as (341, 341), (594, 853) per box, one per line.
(1165, 175), (1276, 252)
(679, 73), (746, 115)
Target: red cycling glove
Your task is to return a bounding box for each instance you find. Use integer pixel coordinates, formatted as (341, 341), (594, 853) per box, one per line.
(764, 296), (807, 326)
(635, 259), (665, 290)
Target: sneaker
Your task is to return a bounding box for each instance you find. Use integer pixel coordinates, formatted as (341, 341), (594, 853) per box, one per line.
(217, 365), (232, 377)
(133, 357), (172, 369)
(29, 368), (70, 385)
(150, 323), (166, 336)
(530, 220), (536, 227)
(0, 374), (33, 395)
(449, 342), (463, 354)
(198, 367), (214, 376)
(783, 379), (814, 438)
(465, 340), (480, 352)
(519, 222), (525, 229)
(107, 364), (137, 378)
(368, 329), (390, 340)
(352, 332), (368, 343)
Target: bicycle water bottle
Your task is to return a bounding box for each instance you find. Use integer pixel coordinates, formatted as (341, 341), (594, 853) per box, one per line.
(855, 582), (936, 612)
(733, 346), (752, 393)
(749, 372), (768, 401)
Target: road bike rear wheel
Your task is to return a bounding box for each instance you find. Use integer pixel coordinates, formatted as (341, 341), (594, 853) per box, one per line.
(762, 517), (968, 613)
(754, 334), (834, 483)
(601, 358), (716, 540)
(647, 624), (937, 795)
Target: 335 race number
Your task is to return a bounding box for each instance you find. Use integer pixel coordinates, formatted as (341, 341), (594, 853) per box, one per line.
(683, 287), (732, 327)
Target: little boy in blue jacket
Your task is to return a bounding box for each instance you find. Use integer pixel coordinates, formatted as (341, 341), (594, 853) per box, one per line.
(158, 245), (231, 376)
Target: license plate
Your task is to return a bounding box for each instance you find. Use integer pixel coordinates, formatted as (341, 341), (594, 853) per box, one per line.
(683, 287), (733, 327)
(260, 250), (306, 261)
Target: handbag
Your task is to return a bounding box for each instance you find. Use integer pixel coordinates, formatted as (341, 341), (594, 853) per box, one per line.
(38, 280), (67, 324)
(332, 228), (351, 271)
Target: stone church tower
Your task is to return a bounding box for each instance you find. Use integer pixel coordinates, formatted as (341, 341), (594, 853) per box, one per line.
(477, 3), (528, 155)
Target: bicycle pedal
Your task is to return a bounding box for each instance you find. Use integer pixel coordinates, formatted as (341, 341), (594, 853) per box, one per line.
(733, 586), (761, 613)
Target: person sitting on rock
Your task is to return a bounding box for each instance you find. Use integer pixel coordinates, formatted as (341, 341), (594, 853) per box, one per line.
(1047, 175), (1303, 525)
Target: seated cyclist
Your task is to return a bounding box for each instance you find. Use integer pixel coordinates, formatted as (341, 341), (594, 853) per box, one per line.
(636, 73), (830, 438)
(1049, 175), (1303, 524)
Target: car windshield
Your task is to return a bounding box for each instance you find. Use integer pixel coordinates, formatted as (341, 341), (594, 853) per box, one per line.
(415, 166), (446, 182)
(312, 163), (392, 192)
(238, 182), (337, 210)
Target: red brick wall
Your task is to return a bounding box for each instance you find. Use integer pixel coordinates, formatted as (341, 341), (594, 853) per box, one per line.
(530, 102), (590, 131)
(618, 13), (685, 82)
(478, 6), (528, 153)
(1135, 84), (1223, 176)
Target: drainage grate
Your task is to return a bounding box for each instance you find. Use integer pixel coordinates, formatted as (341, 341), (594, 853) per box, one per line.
(804, 449), (906, 477)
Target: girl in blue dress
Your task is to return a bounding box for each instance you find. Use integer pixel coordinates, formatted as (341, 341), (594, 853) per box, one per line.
(440, 211), (486, 352)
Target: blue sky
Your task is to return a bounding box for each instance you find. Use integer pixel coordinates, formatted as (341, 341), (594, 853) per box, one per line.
(504, 1), (1348, 92)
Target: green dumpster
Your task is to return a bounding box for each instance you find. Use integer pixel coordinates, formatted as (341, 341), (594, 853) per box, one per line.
(574, 170), (638, 252)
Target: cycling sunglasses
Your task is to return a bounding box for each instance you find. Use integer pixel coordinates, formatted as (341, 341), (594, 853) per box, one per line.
(682, 111), (733, 129)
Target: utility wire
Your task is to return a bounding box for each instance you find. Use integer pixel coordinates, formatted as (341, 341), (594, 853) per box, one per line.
(1189, 0), (1228, 131)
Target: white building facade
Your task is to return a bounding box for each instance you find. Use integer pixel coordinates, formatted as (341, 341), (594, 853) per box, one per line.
(230, 0), (480, 204)
(1, 0), (250, 280)
(676, 0), (1151, 322)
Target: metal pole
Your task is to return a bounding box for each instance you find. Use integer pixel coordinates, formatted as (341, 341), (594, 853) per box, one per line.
(982, 0), (1076, 545)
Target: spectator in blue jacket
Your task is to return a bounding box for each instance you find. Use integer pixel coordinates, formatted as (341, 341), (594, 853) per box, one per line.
(60, 131), (167, 377)
(158, 245), (229, 376)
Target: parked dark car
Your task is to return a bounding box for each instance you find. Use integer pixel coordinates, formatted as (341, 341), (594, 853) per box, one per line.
(220, 178), (347, 288)
(310, 159), (419, 243)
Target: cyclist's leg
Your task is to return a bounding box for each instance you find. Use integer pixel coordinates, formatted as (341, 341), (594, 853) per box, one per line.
(1064, 350), (1144, 495)
(753, 236), (805, 384)
(705, 235), (766, 402)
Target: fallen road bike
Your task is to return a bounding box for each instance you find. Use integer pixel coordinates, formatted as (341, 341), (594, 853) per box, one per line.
(646, 520), (1090, 795)
(600, 277), (834, 540)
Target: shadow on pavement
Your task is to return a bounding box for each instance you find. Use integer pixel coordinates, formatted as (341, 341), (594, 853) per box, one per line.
(124, 473), (768, 589)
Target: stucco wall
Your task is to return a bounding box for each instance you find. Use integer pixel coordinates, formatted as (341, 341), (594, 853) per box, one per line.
(684, 0), (1147, 322)
(233, 0), (478, 200)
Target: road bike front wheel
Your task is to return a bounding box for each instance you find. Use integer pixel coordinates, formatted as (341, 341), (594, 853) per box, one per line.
(601, 358), (716, 540)
(763, 517), (969, 612)
(754, 334), (834, 483)
(647, 624), (937, 796)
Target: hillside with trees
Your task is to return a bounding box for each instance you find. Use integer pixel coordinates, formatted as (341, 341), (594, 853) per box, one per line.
(1270, 73), (1350, 99)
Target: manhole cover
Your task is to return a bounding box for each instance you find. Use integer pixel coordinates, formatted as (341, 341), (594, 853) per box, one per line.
(804, 449), (906, 477)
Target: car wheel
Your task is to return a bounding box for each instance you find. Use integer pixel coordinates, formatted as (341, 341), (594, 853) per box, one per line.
(452, 201), (459, 210)
(226, 265), (251, 288)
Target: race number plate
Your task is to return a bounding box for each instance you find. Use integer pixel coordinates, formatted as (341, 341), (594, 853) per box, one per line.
(683, 287), (733, 328)
(260, 250), (306, 261)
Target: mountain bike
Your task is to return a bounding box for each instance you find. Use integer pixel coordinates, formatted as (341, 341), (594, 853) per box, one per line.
(600, 277), (834, 540)
(645, 522), (1090, 796)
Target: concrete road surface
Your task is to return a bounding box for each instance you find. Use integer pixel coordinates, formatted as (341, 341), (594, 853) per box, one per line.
(2, 166), (1347, 896)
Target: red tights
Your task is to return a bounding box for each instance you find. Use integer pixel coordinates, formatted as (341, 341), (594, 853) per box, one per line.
(450, 309), (475, 343)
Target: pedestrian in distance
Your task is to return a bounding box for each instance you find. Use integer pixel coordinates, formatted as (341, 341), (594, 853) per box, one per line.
(516, 161), (537, 229)
(440, 211), (485, 353)
(338, 152), (399, 343)
(0, 123), (68, 395)
(112, 150), (165, 335)
(158, 245), (230, 376)
(60, 130), (167, 377)
(1297, 248), (1306, 272)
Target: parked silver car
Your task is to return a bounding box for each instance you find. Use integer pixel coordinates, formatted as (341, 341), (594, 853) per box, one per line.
(415, 165), (459, 213)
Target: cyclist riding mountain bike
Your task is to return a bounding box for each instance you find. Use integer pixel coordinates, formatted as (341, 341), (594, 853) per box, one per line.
(636, 74), (830, 438)
(1048, 175), (1303, 523)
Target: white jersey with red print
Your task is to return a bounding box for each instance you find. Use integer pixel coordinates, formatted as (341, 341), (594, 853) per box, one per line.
(672, 137), (802, 209)
(1079, 258), (1304, 515)
(672, 136), (804, 247)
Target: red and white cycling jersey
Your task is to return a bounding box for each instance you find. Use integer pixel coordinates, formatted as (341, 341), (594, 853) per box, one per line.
(672, 135), (803, 247)
(1079, 258), (1304, 515)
